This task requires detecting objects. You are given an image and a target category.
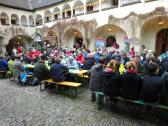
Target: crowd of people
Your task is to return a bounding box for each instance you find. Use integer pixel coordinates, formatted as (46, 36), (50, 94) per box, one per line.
(0, 43), (168, 107)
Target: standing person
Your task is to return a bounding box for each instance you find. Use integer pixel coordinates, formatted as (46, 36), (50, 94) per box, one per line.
(13, 55), (25, 82)
(12, 48), (17, 56)
(129, 46), (135, 59)
(8, 55), (15, 75)
(140, 61), (162, 103)
(89, 57), (105, 102)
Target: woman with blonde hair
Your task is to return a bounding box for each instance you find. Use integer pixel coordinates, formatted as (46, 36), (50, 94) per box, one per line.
(120, 61), (142, 100)
(102, 59), (120, 105)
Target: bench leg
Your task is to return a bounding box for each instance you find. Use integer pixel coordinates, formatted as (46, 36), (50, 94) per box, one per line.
(97, 94), (104, 110)
(75, 88), (77, 97)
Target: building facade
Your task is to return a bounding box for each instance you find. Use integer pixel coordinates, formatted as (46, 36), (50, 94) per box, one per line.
(0, 0), (168, 55)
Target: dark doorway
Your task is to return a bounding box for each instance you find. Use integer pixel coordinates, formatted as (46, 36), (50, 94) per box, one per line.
(156, 29), (168, 55)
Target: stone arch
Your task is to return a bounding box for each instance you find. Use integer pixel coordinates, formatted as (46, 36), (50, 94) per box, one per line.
(140, 15), (168, 55)
(92, 24), (128, 50)
(0, 12), (9, 25)
(35, 14), (43, 26)
(63, 28), (84, 48)
(44, 10), (52, 23)
(6, 35), (33, 54)
(44, 30), (58, 45)
(73, 0), (84, 16)
(62, 3), (71, 18)
(21, 15), (28, 27)
(11, 14), (19, 26)
(53, 7), (61, 20)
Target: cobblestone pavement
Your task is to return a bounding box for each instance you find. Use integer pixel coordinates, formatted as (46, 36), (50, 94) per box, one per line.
(0, 79), (167, 126)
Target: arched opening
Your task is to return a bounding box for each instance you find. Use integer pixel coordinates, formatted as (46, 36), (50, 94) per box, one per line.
(156, 29), (168, 55)
(101, 0), (118, 10)
(93, 24), (127, 50)
(73, 0), (84, 16)
(62, 4), (71, 18)
(21, 15), (28, 27)
(0, 12), (9, 25)
(29, 15), (34, 27)
(44, 31), (58, 45)
(63, 29), (83, 48)
(44, 10), (52, 23)
(11, 14), (19, 26)
(53, 7), (61, 20)
(35, 14), (43, 26)
(6, 35), (33, 54)
(140, 16), (168, 55)
(86, 0), (99, 13)
(0, 36), (4, 52)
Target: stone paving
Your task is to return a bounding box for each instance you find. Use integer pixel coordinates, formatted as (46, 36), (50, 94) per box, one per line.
(0, 79), (167, 126)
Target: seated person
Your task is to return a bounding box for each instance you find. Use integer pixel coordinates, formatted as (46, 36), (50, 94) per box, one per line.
(134, 54), (145, 75)
(89, 57), (105, 102)
(120, 61), (142, 100)
(50, 57), (69, 82)
(140, 61), (162, 103)
(34, 56), (50, 82)
(13, 55), (25, 82)
(160, 68), (168, 105)
(83, 53), (95, 70)
(67, 56), (79, 69)
(8, 55), (15, 75)
(102, 59), (120, 98)
(76, 51), (84, 65)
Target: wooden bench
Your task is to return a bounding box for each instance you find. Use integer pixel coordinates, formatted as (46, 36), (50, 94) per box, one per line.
(40, 79), (82, 96)
(94, 92), (168, 110)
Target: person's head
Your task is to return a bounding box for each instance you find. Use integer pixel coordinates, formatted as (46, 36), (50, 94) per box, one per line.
(10, 55), (15, 61)
(166, 51), (168, 58)
(68, 56), (74, 61)
(125, 61), (137, 72)
(99, 57), (105, 65)
(147, 61), (159, 74)
(106, 60), (118, 72)
(55, 57), (61, 64)
(146, 53), (156, 62)
(134, 54), (141, 64)
(40, 55), (46, 62)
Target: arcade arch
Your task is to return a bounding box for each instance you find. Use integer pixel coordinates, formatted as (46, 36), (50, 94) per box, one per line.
(63, 29), (83, 48)
(140, 16), (168, 55)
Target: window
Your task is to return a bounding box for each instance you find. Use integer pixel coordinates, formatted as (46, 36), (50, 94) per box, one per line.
(1, 19), (6, 25)
(54, 14), (58, 19)
(67, 10), (71, 17)
(87, 5), (93, 12)
(62, 12), (65, 18)
(11, 19), (16, 25)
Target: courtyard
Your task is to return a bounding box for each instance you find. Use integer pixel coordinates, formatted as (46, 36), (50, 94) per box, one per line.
(0, 79), (167, 126)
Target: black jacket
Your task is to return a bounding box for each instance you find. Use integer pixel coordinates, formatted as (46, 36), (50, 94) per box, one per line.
(83, 57), (95, 70)
(120, 72), (142, 100)
(89, 64), (104, 92)
(34, 61), (50, 81)
(141, 74), (162, 103)
(102, 71), (120, 97)
(160, 72), (168, 105)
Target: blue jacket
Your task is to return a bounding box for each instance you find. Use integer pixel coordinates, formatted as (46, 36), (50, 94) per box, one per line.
(0, 58), (8, 71)
(50, 63), (69, 82)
